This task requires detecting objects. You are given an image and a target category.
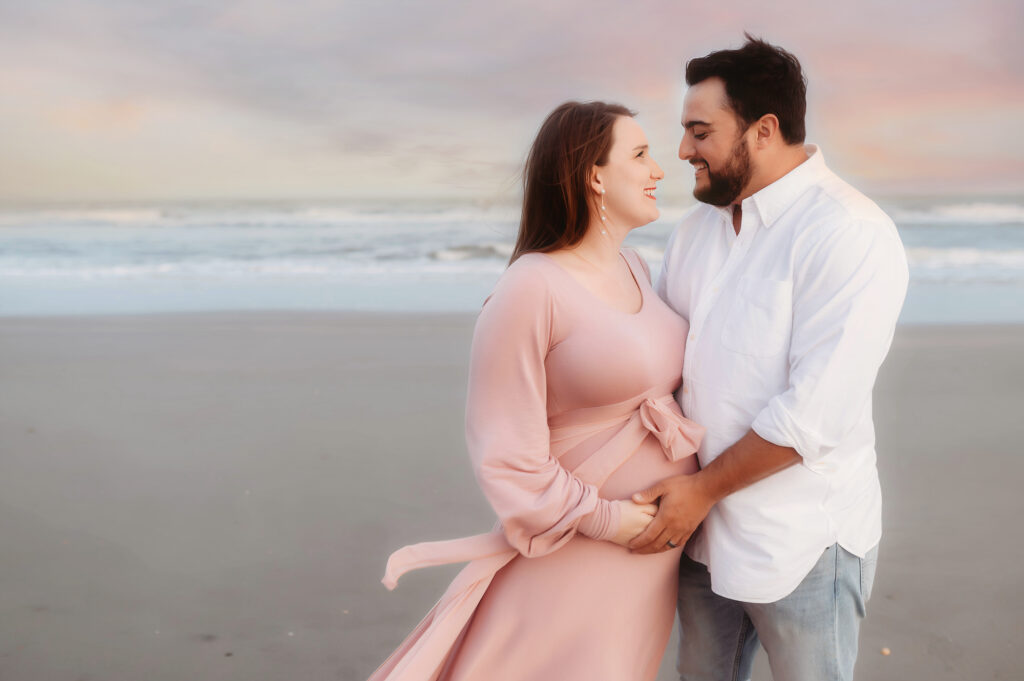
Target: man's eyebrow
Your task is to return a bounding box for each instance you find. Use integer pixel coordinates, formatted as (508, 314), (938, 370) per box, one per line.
(683, 120), (711, 129)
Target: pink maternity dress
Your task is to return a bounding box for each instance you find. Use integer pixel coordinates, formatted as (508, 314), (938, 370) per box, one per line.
(369, 249), (704, 681)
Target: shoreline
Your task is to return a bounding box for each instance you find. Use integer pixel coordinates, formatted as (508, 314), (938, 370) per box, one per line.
(2, 307), (1023, 326)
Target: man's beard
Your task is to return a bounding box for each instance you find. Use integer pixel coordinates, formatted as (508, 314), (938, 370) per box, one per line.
(694, 135), (753, 207)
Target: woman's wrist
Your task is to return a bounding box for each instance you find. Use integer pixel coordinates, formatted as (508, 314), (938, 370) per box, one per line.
(577, 499), (621, 542)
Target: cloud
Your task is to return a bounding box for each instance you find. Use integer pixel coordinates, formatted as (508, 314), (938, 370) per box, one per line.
(0, 0), (1020, 199)
(48, 97), (149, 132)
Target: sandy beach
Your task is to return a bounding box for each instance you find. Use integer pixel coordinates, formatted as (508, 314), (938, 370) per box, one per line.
(0, 312), (1020, 681)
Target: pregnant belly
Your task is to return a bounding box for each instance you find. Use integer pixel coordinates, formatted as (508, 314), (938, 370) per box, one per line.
(557, 430), (699, 501)
(600, 434), (699, 500)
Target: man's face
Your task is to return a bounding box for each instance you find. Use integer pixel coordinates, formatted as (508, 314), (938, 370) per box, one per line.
(678, 78), (753, 206)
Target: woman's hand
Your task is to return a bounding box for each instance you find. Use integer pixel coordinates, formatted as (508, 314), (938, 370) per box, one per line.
(609, 500), (659, 546)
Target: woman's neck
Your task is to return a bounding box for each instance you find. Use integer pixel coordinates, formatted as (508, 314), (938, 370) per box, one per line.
(565, 219), (628, 268)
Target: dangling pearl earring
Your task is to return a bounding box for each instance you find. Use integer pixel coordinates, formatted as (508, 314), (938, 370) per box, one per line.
(600, 189), (607, 235)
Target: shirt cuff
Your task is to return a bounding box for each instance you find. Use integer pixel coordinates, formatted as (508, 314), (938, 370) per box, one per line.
(576, 498), (621, 542)
(751, 398), (825, 462)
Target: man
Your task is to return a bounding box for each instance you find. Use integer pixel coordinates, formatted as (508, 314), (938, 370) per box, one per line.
(629, 37), (909, 680)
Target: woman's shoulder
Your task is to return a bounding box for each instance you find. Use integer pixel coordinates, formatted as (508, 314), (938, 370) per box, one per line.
(475, 253), (566, 344)
(507, 250), (557, 273)
(483, 252), (558, 309)
(497, 252), (559, 292)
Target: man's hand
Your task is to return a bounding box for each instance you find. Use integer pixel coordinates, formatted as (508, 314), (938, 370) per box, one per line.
(627, 473), (716, 554)
(627, 431), (802, 554)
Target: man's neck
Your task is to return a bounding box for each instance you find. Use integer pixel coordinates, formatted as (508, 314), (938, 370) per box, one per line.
(736, 144), (809, 205)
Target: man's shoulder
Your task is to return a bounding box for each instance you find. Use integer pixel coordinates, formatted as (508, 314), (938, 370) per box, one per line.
(799, 172), (895, 233)
(787, 174), (907, 275)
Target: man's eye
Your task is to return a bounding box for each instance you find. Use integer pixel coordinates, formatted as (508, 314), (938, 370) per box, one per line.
(694, 133), (708, 140)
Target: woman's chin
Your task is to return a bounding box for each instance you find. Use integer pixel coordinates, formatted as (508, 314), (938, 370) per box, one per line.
(624, 207), (660, 230)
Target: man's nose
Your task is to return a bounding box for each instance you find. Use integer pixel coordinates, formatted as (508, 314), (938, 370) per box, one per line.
(678, 135), (695, 161)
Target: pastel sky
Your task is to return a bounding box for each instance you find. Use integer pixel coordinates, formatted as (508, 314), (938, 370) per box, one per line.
(1, 0), (1021, 202)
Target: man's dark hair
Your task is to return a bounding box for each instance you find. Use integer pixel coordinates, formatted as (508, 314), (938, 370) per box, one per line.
(685, 34), (807, 145)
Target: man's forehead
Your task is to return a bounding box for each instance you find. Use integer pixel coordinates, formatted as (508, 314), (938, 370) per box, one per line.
(681, 78), (730, 124)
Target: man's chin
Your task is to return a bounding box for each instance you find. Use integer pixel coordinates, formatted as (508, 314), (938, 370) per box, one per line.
(693, 188), (734, 207)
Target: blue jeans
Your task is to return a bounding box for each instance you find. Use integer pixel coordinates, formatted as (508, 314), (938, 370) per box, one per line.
(676, 544), (878, 681)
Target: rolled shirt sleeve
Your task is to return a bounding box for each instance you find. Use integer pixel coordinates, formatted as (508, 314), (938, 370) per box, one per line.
(751, 219), (909, 462)
(465, 260), (620, 556)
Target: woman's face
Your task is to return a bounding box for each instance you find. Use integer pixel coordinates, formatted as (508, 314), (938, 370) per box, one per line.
(594, 116), (665, 230)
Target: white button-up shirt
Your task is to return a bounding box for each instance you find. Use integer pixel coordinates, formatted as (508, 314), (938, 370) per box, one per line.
(656, 146), (909, 603)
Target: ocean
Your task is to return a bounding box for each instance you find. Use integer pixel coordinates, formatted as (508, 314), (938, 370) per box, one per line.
(2, 198), (1023, 324)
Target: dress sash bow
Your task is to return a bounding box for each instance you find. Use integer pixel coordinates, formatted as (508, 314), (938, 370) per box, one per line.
(639, 395), (705, 463)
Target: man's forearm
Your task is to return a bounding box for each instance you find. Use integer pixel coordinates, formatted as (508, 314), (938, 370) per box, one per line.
(696, 429), (802, 503)
(628, 429), (802, 553)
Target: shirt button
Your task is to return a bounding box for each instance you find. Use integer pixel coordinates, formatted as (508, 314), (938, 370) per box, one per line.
(682, 387), (689, 394)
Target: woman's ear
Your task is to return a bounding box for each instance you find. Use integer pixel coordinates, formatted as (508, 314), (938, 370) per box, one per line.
(589, 167), (604, 197)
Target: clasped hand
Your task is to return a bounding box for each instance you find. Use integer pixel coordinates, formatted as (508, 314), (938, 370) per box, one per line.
(622, 473), (716, 554)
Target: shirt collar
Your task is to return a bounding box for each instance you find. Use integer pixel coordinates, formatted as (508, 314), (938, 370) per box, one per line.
(708, 144), (829, 229)
(746, 144), (828, 229)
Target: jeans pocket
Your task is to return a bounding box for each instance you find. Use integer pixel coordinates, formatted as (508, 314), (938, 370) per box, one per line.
(859, 546), (879, 602)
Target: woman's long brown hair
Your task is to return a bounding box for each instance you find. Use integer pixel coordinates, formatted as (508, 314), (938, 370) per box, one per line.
(509, 101), (635, 264)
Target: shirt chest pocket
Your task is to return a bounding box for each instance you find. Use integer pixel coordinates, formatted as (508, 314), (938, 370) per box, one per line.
(721, 277), (792, 357)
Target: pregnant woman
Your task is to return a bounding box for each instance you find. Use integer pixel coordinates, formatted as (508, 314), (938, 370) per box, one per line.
(368, 101), (703, 681)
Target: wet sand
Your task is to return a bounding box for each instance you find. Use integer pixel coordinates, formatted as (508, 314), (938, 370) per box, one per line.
(0, 313), (1020, 680)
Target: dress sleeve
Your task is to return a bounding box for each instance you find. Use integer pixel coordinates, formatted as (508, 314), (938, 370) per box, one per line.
(465, 260), (620, 556)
